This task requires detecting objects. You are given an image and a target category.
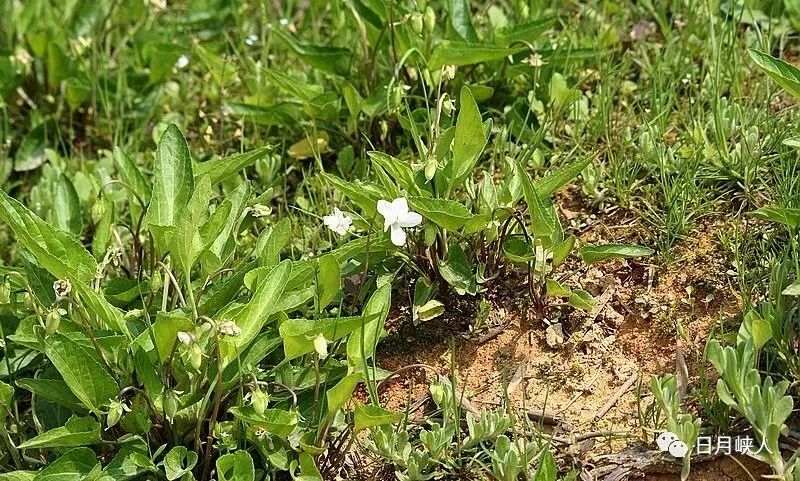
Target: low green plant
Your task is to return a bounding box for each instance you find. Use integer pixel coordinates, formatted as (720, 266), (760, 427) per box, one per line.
(0, 124), (408, 480)
(365, 377), (560, 481)
(323, 84), (652, 324)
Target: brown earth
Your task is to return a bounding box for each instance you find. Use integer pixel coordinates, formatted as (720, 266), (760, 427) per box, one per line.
(371, 191), (771, 480)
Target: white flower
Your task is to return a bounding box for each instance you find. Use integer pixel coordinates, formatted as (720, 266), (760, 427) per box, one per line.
(313, 333), (329, 359)
(53, 279), (72, 300)
(175, 54), (190, 69)
(377, 197), (422, 247)
(245, 34), (258, 46)
(442, 64), (456, 80)
(322, 207), (352, 236)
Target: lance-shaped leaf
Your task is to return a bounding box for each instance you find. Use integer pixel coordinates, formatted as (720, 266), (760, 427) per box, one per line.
(54, 174), (82, 235)
(408, 196), (486, 232)
(354, 405), (403, 432)
(44, 333), (119, 414)
(33, 447), (99, 481)
(15, 378), (84, 411)
(201, 182), (250, 272)
(579, 244), (654, 264)
(452, 87), (488, 183)
(347, 283), (390, 369)
(172, 175), (213, 277)
(280, 316), (364, 360)
(0, 189), (129, 335)
(428, 41), (525, 68)
(749, 49), (800, 100)
(228, 406), (298, 438)
(326, 373), (361, 418)
(0, 189), (96, 283)
(113, 147), (151, 224)
(194, 146), (271, 184)
(532, 158), (590, 197)
(145, 124), (194, 252)
(315, 253), (340, 311)
(220, 261), (291, 364)
(18, 415), (101, 449)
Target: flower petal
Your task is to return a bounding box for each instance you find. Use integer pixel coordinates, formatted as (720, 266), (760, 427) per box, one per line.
(377, 199), (397, 229)
(398, 211), (422, 228)
(390, 224), (407, 246)
(392, 197), (409, 215)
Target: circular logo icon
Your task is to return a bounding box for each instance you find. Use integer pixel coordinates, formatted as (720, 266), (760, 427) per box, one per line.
(656, 431), (678, 451)
(668, 440), (689, 458)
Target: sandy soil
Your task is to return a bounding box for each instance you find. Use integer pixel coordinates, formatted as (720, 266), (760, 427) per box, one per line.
(371, 190), (768, 480)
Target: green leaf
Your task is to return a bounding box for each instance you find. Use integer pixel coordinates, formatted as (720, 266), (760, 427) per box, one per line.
(15, 378), (84, 411)
(194, 146), (271, 185)
(114, 147), (151, 224)
(534, 450), (557, 481)
(368, 152), (419, 195)
(145, 124), (194, 252)
(449, 0), (478, 42)
(502, 235), (535, 264)
(54, 174), (82, 235)
(44, 332), (119, 414)
(201, 182), (250, 272)
(321, 174), (382, 219)
(518, 163), (557, 237)
(354, 405), (403, 432)
(438, 243), (476, 295)
(407, 196), (487, 233)
(347, 283), (391, 369)
(749, 49), (800, 100)
(280, 316), (363, 360)
(220, 261), (291, 364)
(34, 447), (98, 481)
(326, 373), (361, 419)
(172, 175), (213, 277)
(751, 206), (800, 229)
(162, 446), (197, 481)
(495, 17), (556, 46)
(533, 158), (591, 197)
(18, 415), (101, 449)
(551, 235), (575, 267)
(579, 244), (654, 264)
(228, 406), (298, 438)
(428, 41), (524, 68)
(216, 451), (254, 481)
(102, 438), (157, 480)
(256, 218), (292, 267)
(14, 123), (48, 172)
(452, 87), (488, 183)
(416, 299), (445, 323)
(0, 380), (12, 411)
(568, 289), (596, 311)
(315, 254), (341, 311)
(0, 472), (35, 481)
(132, 311), (193, 364)
(0, 188), (96, 283)
(545, 279), (571, 298)
(274, 29), (351, 76)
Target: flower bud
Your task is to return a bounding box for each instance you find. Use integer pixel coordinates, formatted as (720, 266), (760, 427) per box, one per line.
(190, 344), (203, 371)
(163, 391), (179, 421)
(251, 387), (269, 415)
(45, 310), (61, 335)
(410, 12), (424, 34)
(313, 333), (329, 359)
(106, 398), (129, 430)
(424, 7), (436, 33)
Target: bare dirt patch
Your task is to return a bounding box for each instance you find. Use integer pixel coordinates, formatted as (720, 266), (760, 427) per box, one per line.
(374, 194), (759, 479)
